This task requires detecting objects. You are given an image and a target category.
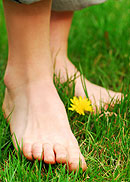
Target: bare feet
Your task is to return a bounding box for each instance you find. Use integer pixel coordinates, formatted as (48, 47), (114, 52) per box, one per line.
(52, 54), (122, 111)
(3, 76), (87, 171)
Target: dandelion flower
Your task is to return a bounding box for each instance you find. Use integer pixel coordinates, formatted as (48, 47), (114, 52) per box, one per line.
(69, 96), (93, 115)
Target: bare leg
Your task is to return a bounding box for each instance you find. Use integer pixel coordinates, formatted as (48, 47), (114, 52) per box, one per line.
(50, 11), (122, 110)
(2, 0), (86, 171)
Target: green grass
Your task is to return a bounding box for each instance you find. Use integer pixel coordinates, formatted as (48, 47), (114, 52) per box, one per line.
(0, 0), (130, 181)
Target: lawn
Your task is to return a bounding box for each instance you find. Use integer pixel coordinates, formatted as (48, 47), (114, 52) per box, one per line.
(0, 0), (130, 181)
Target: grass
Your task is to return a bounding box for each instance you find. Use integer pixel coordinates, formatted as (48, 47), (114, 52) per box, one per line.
(0, 0), (130, 181)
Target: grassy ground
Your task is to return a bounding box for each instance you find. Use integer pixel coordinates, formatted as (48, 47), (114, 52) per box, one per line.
(0, 0), (130, 181)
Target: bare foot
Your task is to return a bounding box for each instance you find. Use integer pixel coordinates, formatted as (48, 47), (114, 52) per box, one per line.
(53, 54), (122, 111)
(50, 11), (122, 111)
(3, 76), (87, 171)
(3, 1), (86, 171)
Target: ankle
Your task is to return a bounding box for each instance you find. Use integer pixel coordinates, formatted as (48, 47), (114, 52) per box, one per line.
(51, 45), (68, 62)
(4, 59), (53, 90)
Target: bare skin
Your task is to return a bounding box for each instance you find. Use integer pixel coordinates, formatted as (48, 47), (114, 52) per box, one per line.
(2, 0), (87, 171)
(50, 11), (122, 111)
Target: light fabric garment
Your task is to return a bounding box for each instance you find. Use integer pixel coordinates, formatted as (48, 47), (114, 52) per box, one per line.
(52, 0), (107, 11)
(12, 0), (107, 11)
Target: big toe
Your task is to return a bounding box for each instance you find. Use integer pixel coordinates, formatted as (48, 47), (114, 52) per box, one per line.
(68, 146), (87, 172)
(109, 90), (122, 101)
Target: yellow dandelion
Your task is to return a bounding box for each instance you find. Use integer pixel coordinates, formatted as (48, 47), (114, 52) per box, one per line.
(69, 96), (93, 115)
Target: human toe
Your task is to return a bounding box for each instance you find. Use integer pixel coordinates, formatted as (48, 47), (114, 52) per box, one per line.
(54, 143), (67, 163)
(68, 146), (87, 171)
(32, 143), (43, 160)
(43, 143), (55, 164)
(23, 143), (33, 160)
